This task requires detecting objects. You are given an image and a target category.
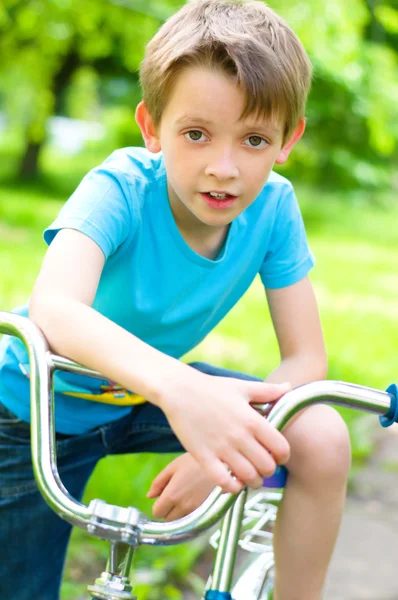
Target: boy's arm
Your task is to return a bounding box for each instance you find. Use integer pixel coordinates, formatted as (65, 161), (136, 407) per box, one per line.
(264, 276), (327, 387)
(147, 276), (326, 519)
(30, 228), (192, 404)
(29, 228), (290, 493)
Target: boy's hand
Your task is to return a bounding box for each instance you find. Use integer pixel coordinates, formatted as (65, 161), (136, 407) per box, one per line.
(160, 373), (290, 494)
(147, 453), (216, 521)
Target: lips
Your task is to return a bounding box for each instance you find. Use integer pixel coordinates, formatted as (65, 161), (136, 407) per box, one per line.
(200, 192), (238, 209)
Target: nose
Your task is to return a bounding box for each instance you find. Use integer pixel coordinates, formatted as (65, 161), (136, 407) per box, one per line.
(204, 147), (239, 180)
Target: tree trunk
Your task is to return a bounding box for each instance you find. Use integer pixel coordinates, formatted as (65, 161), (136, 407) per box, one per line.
(18, 50), (81, 180)
(18, 140), (43, 179)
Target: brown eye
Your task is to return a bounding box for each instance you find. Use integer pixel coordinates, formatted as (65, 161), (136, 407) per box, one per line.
(187, 130), (204, 141)
(247, 135), (265, 147)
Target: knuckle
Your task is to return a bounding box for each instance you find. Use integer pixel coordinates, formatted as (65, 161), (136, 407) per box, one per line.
(216, 471), (231, 489)
(168, 491), (179, 503)
(252, 475), (263, 488)
(247, 414), (262, 432)
(277, 440), (291, 464)
(221, 475), (240, 493)
(237, 464), (258, 486)
(184, 501), (196, 515)
(215, 439), (231, 456)
(152, 506), (163, 519)
(227, 430), (242, 445)
(268, 431), (290, 462)
(246, 476), (262, 489)
(261, 457), (276, 478)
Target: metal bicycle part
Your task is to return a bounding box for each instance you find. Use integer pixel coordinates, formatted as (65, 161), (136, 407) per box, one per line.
(209, 488), (248, 593)
(87, 544), (137, 600)
(210, 490), (280, 555)
(0, 311), (397, 600)
(232, 552), (274, 600)
(0, 311), (238, 546)
(0, 311), (392, 547)
(88, 573), (137, 600)
(231, 490), (280, 600)
(207, 489), (280, 599)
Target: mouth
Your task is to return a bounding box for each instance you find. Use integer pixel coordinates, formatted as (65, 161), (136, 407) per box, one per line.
(200, 191), (238, 209)
(207, 191), (235, 200)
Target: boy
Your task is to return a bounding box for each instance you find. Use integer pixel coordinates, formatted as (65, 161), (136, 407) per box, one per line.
(0, 1), (351, 599)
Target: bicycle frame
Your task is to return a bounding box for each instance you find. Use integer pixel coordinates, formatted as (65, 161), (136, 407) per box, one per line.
(0, 310), (395, 600)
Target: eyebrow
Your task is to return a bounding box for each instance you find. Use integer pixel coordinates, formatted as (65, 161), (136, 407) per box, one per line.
(175, 116), (213, 126)
(175, 115), (281, 134)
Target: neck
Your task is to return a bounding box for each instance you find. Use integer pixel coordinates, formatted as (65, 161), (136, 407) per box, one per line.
(178, 222), (230, 260)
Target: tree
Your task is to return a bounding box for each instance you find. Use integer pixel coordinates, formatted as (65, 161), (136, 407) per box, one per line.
(268, 0), (398, 189)
(0, 0), (397, 189)
(0, 0), (180, 178)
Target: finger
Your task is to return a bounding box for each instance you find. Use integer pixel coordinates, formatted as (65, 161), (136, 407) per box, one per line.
(152, 491), (176, 519)
(255, 420), (290, 465)
(163, 488), (219, 522)
(247, 381), (291, 404)
(201, 455), (244, 494)
(224, 450), (263, 488)
(147, 465), (173, 499)
(240, 437), (278, 479)
(164, 505), (189, 522)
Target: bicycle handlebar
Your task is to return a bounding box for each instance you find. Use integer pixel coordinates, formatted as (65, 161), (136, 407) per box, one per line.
(0, 311), (395, 547)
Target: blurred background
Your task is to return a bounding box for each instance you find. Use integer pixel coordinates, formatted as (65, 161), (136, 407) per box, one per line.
(0, 0), (397, 598)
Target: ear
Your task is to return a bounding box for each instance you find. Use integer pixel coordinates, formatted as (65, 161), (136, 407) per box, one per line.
(135, 101), (162, 153)
(275, 118), (306, 165)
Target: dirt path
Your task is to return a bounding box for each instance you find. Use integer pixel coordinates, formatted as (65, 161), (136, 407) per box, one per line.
(183, 424), (398, 599)
(324, 424), (398, 599)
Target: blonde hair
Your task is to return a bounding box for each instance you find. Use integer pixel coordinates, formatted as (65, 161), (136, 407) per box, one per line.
(140, 0), (312, 142)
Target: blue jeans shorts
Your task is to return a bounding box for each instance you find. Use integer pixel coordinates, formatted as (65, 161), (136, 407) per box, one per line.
(0, 362), (261, 600)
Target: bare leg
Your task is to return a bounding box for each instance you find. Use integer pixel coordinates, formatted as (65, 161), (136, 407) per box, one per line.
(272, 405), (351, 600)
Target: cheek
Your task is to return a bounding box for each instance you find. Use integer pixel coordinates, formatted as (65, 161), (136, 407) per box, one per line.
(165, 161), (191, 193)
(243, 162), (269, 187)
(170, 151), (198, 182)
(250, 155), (276, 181)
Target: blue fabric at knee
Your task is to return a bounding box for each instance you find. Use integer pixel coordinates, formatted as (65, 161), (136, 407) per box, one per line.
(205, 591), (233, 600)
(263, 465), (288, 488)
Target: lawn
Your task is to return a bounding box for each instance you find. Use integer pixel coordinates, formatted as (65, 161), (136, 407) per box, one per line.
(0, 168), (397, 598)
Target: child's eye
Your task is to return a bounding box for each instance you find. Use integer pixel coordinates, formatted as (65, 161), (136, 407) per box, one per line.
(244, 135), (267, 149)
(184, 130), (207, 142)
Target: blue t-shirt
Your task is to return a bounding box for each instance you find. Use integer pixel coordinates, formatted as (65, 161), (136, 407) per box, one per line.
(0, 147), (314, 434)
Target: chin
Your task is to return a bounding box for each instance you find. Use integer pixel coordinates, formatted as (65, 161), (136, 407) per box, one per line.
(201, 215), (234, 228)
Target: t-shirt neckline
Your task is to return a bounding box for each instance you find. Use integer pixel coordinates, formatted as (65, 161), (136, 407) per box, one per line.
(159, 170), (236, 268)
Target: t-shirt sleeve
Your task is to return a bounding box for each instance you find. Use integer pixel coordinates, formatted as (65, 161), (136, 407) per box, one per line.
(43, 167), (135, 260)
(259, 184), (315, 289)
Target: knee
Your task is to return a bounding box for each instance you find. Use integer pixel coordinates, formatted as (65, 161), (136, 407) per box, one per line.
(285, 405), (351, 488)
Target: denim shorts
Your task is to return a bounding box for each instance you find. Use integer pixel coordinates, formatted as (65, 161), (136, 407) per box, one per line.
(0, 361), (261, 599)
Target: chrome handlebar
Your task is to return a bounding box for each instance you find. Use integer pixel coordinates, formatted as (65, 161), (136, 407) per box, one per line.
(0, 311), (393, 547)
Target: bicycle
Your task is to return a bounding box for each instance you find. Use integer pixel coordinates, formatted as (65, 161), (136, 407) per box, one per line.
(1, 310), (397, 600)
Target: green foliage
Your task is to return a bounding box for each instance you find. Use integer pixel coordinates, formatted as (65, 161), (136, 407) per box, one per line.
(0, 0), (397, 188)
(268, 0), (398, 189)
(0, 0), (398, 189)
(65, 66), (99, 121)
(0, 0), (180, 154)
(375, 5), (398, 34)
(101, 106), (143, 149)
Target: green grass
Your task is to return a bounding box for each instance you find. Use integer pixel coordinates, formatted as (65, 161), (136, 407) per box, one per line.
(1, 173), (397, 598)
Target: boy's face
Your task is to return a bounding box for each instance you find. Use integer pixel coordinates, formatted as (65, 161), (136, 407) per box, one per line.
(137, 66), (304, 237)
